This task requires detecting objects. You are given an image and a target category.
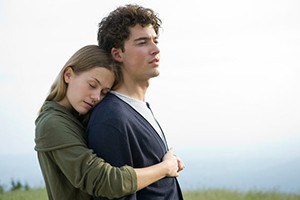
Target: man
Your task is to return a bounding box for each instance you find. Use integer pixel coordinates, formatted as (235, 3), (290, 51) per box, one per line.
(87, 4), (184, 199)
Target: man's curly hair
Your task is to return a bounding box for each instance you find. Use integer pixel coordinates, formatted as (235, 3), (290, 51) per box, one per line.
(97, 4), (162, 53)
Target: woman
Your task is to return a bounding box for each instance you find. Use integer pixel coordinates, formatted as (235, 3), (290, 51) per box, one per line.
(34, 45), (181, 200)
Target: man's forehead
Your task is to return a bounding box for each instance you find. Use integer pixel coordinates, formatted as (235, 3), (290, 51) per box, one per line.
(128, 24), (157, 38)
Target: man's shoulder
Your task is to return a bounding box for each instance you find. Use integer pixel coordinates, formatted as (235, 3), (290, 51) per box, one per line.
(93, 93), (125, 112)
(89, 93), (133, 121)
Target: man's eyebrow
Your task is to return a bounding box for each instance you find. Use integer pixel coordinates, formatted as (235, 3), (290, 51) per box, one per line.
(134, 37), (149, 42)
(134, 36), (158, 42)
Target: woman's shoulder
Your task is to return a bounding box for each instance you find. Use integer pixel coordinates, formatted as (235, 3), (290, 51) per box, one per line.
(36, 102), (71, 127)
(35, 101), (83, 137)
(35, 102), (85, 151)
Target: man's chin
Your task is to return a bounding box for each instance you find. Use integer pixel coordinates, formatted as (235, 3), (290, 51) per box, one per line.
(153, 70), (160, 77)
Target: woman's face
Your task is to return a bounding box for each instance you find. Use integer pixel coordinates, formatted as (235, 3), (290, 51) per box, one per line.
(59, 66), (115, 115)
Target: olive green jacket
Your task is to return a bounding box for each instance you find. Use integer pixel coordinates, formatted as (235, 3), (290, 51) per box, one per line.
(35, 101), (137, 200)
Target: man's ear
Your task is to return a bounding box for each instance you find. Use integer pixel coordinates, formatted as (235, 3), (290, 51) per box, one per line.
(111, 48), (122, 62)
(63, 66), (74, 83)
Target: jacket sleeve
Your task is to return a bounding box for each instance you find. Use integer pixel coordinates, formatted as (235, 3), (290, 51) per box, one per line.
(38, 116), (138, 199)
(50, 145), (137, 199)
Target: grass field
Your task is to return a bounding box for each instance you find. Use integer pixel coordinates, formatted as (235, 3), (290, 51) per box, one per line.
(0, 188), (47, 200)
(1, 188), (300, 200)
(183, 189), (300, 200)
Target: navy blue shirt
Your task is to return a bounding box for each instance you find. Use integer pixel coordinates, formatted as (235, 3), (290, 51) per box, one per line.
(87, 93), (183, 200)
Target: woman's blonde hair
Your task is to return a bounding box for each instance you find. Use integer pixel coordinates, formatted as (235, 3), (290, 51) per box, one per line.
(40, 45), (121, 112)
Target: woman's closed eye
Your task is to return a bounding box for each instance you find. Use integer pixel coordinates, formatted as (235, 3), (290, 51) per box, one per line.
(89, 83), (97, 89)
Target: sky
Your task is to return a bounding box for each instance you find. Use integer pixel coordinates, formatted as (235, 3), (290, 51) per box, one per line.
(1, 0), (300, 192)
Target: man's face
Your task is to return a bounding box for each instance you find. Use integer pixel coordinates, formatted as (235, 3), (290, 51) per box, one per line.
(118, 24), (160, 83)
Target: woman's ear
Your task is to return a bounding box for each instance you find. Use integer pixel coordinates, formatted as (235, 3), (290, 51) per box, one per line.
(63, 66), (74, 83)
(111, 48), (122, 62)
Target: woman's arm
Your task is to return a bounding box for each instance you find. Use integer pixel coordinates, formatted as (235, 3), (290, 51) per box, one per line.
(134, 148), (182, 190)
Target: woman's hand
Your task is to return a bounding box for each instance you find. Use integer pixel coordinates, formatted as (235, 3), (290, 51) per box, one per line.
(176, 154), (185, 172)
(162, 148), (184, 177)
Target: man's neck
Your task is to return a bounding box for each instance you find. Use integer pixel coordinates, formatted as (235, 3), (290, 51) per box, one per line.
(114, 80), (149, 101)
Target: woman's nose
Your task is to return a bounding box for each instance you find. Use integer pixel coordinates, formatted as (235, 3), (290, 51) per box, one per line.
(91, 93), (101, 103)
